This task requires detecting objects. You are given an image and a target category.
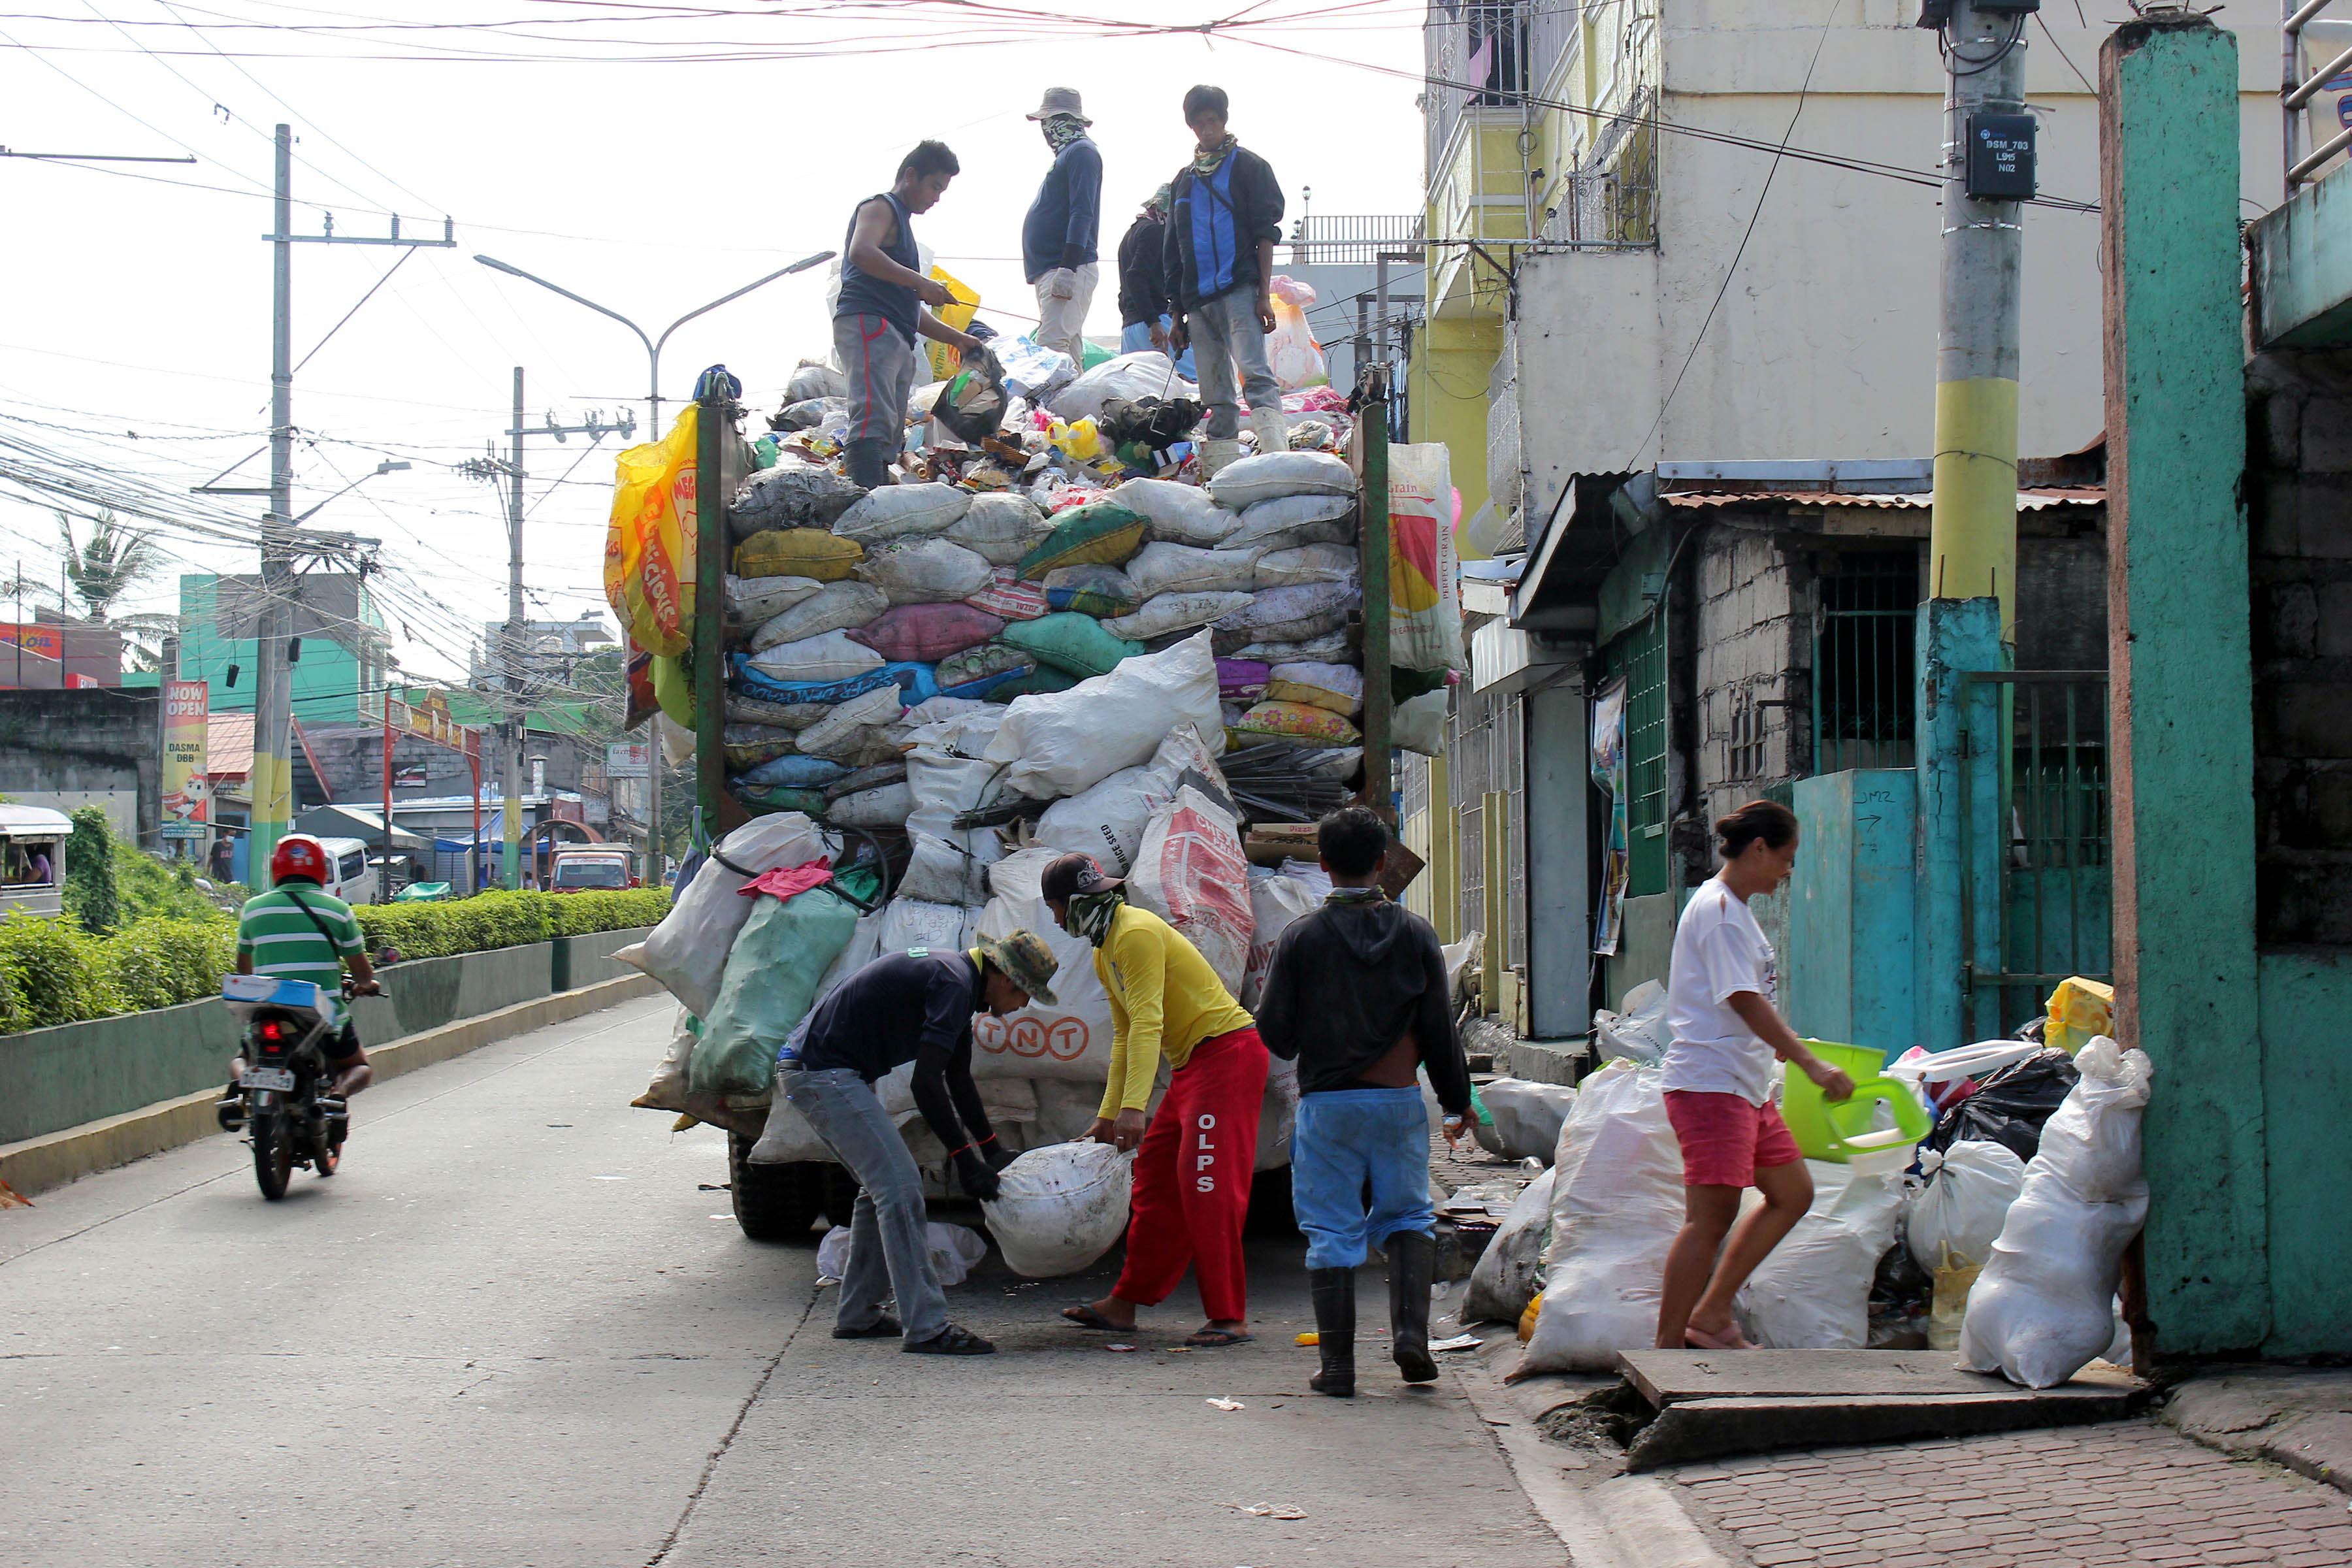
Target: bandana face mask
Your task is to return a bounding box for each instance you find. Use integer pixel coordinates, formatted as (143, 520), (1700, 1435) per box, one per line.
(1042, 114), (1088, 154)
(1064, 887), (1124, 946)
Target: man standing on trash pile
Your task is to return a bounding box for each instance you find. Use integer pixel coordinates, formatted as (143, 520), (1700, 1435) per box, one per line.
(1117, 184), (1174, 356)
(1654, 799), (1857, 1352)
(838, 139), (992, 491)
(1022, 88), (1103, 368)
(780, 930), (1063, 1356)
(1254, 806), (1471, 1398)
(1044, 853), (1269, 1348)
(1162, 83), (1287, 476)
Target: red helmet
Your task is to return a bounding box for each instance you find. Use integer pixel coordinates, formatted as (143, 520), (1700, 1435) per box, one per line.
(270, 833), (329, 886)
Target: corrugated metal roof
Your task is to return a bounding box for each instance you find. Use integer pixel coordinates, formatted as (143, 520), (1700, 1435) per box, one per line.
(1660, 487), (2104, 511)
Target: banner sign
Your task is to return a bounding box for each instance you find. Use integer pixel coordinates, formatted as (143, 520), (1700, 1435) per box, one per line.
(161, 679), (211, 840)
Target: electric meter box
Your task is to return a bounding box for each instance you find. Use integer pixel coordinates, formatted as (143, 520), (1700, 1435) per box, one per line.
(1966, 111), (2038, 200)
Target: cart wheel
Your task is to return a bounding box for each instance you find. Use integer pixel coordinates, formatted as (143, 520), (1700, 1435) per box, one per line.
(728, 1131), (826, 1241)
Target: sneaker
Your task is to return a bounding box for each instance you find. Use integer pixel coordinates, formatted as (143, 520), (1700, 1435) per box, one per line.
(903, 1324), (995, 1356)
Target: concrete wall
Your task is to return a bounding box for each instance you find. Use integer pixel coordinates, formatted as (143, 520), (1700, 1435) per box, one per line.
(2258, 948), (2352, 1356)
(1603, 890), (1678, 1015)
(0, 926), (651, 1146)
(0, 688), (161, 849)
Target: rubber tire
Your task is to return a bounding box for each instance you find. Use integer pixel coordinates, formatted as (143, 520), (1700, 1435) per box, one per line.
(728, 1132), (826, 1241)
(819, 1164), (862, 1229)
(252, 1110), (293, 1201)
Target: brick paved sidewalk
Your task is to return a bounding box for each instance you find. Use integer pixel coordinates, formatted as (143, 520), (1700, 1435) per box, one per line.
(1656, 1419), (2352, 1567)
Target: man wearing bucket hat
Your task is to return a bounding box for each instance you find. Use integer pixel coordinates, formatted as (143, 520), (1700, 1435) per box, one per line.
(781, 929), (1062, 1356)
(1022, 87), (1103, 366)
(1039, 853), (1269, 1349)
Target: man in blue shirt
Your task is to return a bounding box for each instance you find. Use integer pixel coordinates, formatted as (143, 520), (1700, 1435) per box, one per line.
(1021, 88), (1103, 368)
(1161, 84), (1288, 477)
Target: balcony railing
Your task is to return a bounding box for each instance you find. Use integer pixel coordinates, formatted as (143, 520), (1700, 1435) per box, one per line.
(2285, 0), (2352, 188)
(1286, 214), (1426, 265)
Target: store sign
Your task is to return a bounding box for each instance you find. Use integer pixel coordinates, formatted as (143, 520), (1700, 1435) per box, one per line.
(606, 742), (650, 779)
(161, 679), (211, 839)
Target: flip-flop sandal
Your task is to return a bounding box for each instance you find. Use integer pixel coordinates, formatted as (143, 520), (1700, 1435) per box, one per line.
(1184, 1328), (1255, 1348)
(1684, 1324), (1754, 1351)
(1062, 1303), (1130, 1332)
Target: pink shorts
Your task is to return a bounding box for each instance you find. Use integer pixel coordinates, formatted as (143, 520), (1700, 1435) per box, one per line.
(1663, 1090), (1803, 1188)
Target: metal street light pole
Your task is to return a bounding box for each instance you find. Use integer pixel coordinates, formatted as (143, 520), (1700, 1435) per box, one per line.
(470, 249), (832, 887)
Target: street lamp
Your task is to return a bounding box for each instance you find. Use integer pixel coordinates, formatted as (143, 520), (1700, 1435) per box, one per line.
(472, 251), (834, 438)
(292, 459), (409, 525)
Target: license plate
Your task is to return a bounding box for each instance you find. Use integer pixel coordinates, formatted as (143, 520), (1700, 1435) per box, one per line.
(240, 1068), (295, 1092)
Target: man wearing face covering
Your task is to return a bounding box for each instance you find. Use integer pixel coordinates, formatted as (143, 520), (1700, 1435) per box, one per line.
(1022, 87), (1103, 367)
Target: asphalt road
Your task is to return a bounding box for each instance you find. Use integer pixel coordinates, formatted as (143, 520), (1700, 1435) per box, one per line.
(1, 997), (1560, 1568)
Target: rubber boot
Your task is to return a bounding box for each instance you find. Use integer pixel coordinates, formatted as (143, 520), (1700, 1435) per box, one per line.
(1307, 1267), (1356, 1397)
(1389, 1230), (1440, 1383)
(845, 436), (892, 491)
(1198, 436), (1244, 480)
(1248, 404), (1290, 455)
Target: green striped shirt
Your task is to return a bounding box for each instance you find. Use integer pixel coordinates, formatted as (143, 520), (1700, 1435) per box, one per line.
(236, 887), (364, 1026)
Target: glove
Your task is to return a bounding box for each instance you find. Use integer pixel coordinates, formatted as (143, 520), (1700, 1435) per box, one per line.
(1043, 269), (1076, 302)
(983, 1142), (1018, 1175)
(955, 1152), (1002, 1202)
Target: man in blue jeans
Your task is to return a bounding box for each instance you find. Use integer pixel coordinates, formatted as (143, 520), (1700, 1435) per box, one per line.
(1254, 806), (1472, 1397)
(1161, 84), (1287, 476)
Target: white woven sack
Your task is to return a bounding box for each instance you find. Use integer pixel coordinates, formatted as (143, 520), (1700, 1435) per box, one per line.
(1124, 541), (1262, 599)
(792, 683), (904, 759)
(826, 781), (916, 828)
(832, 481), (972, 543)
(982, 629), (1224, 798)
(983, 1142), (1137, 1277)
(1207, 449), (1355, 509)
(1907, 1139), (2027, 1273)
(1269, 661), (1364, 703)
(1463, 1167), (1557, 1327)
(973, 848), (1116, 1084)
(1735, 1163), (1907, 1350)
(748, 581), (889, 651)
(615, 813), (832, 1018)
(900, 747), (1007, 907)
(1034, 765), (1170, 876)
(1047, 351), (1194, 423)
(946, 492), (1052, 565)
(1252, 544), (1358, 590)
(744, 628), (885, 684)
(1232, 630), (1356, 663)
(1241, 873), (1321, 1009)
(1128, 784), (1254, 996)
(1105, 591), (1254, 642)
(877, 895), (968, 953)
(727, 573), (825, 629)
(856, 538), (994, 605)
(1109, 478), (1245, 547)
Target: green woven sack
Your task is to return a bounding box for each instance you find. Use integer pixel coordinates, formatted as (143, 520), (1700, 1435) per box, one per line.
(999, 611), (1144, 679)
(985, 664), (1083, 702)
(1016, 501), (1145, 581)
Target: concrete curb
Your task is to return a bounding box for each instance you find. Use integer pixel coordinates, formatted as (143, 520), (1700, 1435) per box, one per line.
(0, 972), (663, 1198)
(2161, 1371), (2352, 1496)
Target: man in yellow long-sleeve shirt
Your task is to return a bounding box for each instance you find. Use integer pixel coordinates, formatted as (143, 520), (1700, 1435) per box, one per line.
(1042, 852), (1268, 1348)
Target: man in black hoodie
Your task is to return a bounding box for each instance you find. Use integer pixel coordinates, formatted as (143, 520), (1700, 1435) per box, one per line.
(1255, 806), (1473, 1397)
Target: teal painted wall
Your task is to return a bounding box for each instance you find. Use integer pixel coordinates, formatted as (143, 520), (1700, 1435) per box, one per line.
(175, 573), (382, 726)
(1789, 770), (1918, 1056)
(2102, 18), (2268, 1354)
(1913, 598), (2005, 1049)
(1604, 890), (1678, 1012)
(2259, 950), (2352, 1354)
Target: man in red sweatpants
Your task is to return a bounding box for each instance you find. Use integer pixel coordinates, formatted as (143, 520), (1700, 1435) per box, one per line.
(1042, 853), (1268, 1347)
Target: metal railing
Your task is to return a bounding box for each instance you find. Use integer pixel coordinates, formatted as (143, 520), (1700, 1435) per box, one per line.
(1286, 214), (1426, 265)
(1812, 553), (1919, 774)
(1958, 671), (2113, 1034)
(2284, 0), (2351, 189)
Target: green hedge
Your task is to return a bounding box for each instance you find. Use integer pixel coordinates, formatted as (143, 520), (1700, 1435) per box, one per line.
(0, 889), (662, 1034)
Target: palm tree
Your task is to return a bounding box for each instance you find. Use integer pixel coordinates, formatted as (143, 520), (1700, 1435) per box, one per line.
(55, 510), (178, 667)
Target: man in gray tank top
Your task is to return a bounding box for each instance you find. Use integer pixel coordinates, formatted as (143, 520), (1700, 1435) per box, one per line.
(836, 140), (990, 489)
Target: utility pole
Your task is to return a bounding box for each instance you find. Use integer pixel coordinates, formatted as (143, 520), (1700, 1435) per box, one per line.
(1927, 1), (2033, 641)
(461, 375), (632, 889)
(235, 123), (452, 882)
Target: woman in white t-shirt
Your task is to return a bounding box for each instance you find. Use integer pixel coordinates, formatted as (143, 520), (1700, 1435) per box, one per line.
(1653, 799), (1856, 1351)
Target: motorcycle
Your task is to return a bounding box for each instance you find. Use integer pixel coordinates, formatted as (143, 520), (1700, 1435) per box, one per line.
(216, 974), (350, 1200)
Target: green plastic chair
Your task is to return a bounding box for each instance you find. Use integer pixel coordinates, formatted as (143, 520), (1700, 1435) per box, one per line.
(1780, 1039), (1933, 1171)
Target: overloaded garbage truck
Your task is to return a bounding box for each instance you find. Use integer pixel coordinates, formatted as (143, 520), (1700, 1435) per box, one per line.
(607, 345), (1463, 1241)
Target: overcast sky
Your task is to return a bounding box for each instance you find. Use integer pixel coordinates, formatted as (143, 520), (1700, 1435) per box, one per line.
(0, 1), (1424, 687)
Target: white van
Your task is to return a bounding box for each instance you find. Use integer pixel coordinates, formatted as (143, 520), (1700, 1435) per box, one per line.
(312, 836), (379, 906)
(0, 804), (71, 919)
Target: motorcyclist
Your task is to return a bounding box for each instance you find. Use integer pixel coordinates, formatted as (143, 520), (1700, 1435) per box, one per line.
(218, 834), (382, 1132)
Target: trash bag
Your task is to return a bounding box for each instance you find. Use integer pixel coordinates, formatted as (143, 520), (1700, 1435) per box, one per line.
(1594, 979), (1669, 1065)
(1386, 442), (1467, 674)
(1231, 630), (1358, 664)
(932, 351), (1009, 446)
(1207, 449), (1357, 510)
(1241, 872), (1322, 1010)
(1129, 783), (1254, 996)
(1926, 1048), (2081, 1164)
(1393, 689), (1450, 757)
(734, 527), (864, 583)
(1017, 501), (1147, 580)
(998, 610), (1143, 678)
(1211, 583), (1360, 656)
(901, 742), (1009, 907)
(856, 538), (994, 605)
(1907, 1138), (2027, 1273)
(605, 404), (700, 657)
(847, 602), (1003, 663)
(1125, 542), (1262, 600)
(634, 1004), (701, 1113)
(616, 813), (830, 1018)
(794, 683), (905, 760)
(833, 482), (973, 546)
(1480, 1078), (1577, 1164)
(1252, 543), (1358, 589)
(877, 894), (968, 953)
(1266, 661), (1363, 715)
(963, 567), (1052, 621)
(1232, 700), (1361, 747)
(972, 847), (1117, 1084)
(947, 492), (1053, 566)
(1516, 1061), (1684, 1375)
(1040, 564), (1141, 619)
(786, 361), (845, 403)
(1109, 477), (1245, 547)
(727, 573), (825, 632)
(820, 1221), (989, 1286)
(743, 629), (885, 685)
(738, 753), (853, 791)
(984, 632), (1224, 798)
(1732, 1163), (1907, 1350)
(993, 335), (1078, 401)
(1463, 1168), (1556, 1327)
(730, 459), (864, 536)
(693, 880), (861, 1097)
(1047, 350), (1191, 423)
(826, 781), (917, 828)
(982, 1141), (1137, 1277)
(771, 396), (841, 432)
(1265, 275), (1329, 390)
(1959, 1037), (2154, 1388)
(936, 644), (1034, 698)
(1106, 591), (1254, 642)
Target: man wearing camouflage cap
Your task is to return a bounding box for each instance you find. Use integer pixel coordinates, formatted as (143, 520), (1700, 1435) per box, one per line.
(781, 929), (1062, 1356)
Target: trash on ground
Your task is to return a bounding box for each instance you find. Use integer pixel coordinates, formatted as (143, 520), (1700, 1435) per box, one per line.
(1429, 1333), (1482, 1352)
(1207, 1397), (1245, 1411)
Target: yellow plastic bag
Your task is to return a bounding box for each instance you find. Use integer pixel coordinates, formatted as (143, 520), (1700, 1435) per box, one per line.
(923, 266), (981, 382)
(2043, 975), (2113, 1056)
(604, 404), (700, 658)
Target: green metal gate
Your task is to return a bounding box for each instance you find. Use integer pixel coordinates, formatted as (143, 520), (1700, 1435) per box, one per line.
(1958, 670), (2113, 1033)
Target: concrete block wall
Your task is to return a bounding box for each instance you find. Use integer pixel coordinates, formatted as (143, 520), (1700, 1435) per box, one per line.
(0, 689), (161, 846)
(1692, 523), (1812, 829)
(2245, 348), (2352, 945)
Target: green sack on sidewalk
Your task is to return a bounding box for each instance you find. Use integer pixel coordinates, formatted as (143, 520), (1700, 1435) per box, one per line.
(691, 881), (858, 1097)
